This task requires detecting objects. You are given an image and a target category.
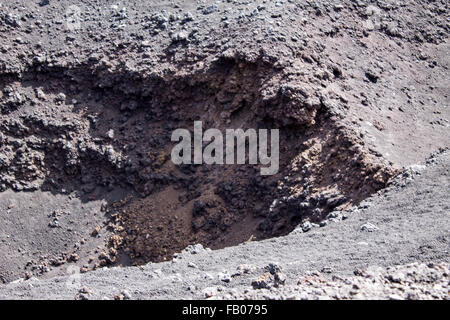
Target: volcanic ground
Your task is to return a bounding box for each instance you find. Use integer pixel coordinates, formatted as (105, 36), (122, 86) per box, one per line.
(0, 0), (448, 299)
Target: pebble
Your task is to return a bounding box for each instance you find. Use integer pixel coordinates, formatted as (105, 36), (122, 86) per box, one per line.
(202, 5), (218, 15)
(301, 221), (312, 232)
(218, 271), (231, 283)
(55, 93), (66, 102)
(171, 31), (188, 43)
(360, 223), (379, 232)
(121, 289), (132, 300)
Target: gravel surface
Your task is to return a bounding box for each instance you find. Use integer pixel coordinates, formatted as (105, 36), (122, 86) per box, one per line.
(214, 262), (449, 300)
